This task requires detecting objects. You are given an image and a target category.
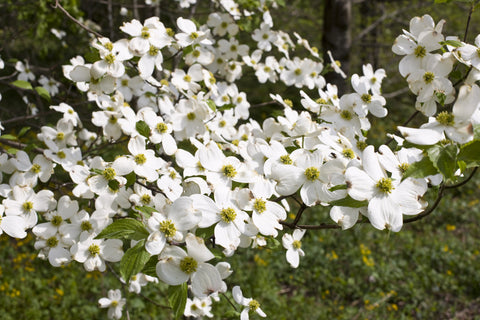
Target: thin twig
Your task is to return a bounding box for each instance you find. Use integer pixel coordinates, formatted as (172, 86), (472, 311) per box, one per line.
(445, 167), (478, 189)
(404, 184), (445, 224)
(463, 2), (475, 42)
(1, 111), (56, 124)
(0, 138), (44, 154)
(385, 110), (420, 145)
(52, 0), (104, 38)
(221, 292), (238, 312)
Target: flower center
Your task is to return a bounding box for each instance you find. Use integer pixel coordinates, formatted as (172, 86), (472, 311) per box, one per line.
(156, 122), (168, 133)
(280, 154), (292, 165)
(361, 94), (372, 104)
(31, 163), (41, 174)
(105, 53), (116, 65)
(190, 32), (199, 40)
(342, 148), (355, 159)
(103, 167), (116, 180)
(414, 45), (426, 58)
(304, 167), (320, 181)
(51, 215), (63, 227)
(376, 177), (394, 194)
(23, 201), (33, 211)
(159, 220), (177, 238)
(81, 221), (93, 231)
(220, 207), (237, 223)
(140, 194), (151, 205)
(88, 244), (101, 256)
(340, 110), (352, 120)
(253, 198), (267, 214)
(187, 112), (196, 121)
(47, 236), (59, 248)
(180, 256), (198, 274)
(249, 299), (260, 312)
(134, 154), (147, 165)
(423, 72), (435, 84)
(222, 164), (237, 178)
(141, 27), (150, 39)
(436, 111), (454, 126)
(293, 240), (302, 249)
(149, 45), (159, 56)
(398, 163), (409, 174)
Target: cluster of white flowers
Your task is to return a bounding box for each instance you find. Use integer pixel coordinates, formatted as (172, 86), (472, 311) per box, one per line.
(1, 1), (480, 318)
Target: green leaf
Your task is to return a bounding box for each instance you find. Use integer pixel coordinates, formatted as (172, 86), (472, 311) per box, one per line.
(330, 196), (368, 208)
(0, 134), (18, 140)
(135, 205), (157, 219)
(18, 126), (31, 137)
(136, 120), (151, 138)
(35, 86), (51, 101)
(11, 80), (33, 90)
(108, 179), (120, 191)
(141, 255), (159, 278)
(403, 156), (438, 179)
(458, 139), (480, 167)
(440, 39), (463, 47)
(329, 184), (347, 192)
(206, 99), (216, 112)
(435, 92), (446, 106)
(473, 124), (480, 140)
(427, 144), (458, 180)
(95, 218), (149, 240)
(457, 160), (467, 173)
(120, 240), (151, 282)
(168, 283), (188, 320)
(125, 171), (136, 188)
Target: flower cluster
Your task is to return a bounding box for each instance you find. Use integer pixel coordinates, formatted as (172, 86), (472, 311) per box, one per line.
(1, 1), (479, 318)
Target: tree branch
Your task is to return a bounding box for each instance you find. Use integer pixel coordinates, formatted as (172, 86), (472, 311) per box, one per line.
(53, 0), (104, 38)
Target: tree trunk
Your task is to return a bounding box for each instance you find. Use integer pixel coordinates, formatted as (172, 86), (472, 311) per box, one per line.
(323, 0), (352, 95)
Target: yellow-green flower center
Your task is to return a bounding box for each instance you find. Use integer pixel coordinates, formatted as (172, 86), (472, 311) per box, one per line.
(159, 219), (177, 238)
(140, 194), (151, 205)
(103, 167), (116, 180)
(249, 299), (260, 312)
(183, 75), (192, 83)
(88, 244), (100, 256)
(57, 151), (66, 159)
(149, 45), (159, 56)
(222, 164), (237, 178)
(304, 167), (320, 181)
(284, 99), (293, 107)
(105, 53), (116, 65)
(280, 154), (292, 165)
(293, 240), (302, 249)
(187, 112), (196, 121)
(414, 45), (426, 58)
(220, 207), (237, 223)
(134, 154), (147, 165)
(190, 32), (199, 40)
(436, 111), (454, 126)
(180, 256), (198, 274)
(51, 215), (63, 227)
(156, 122), (168, 133)
(141, 27), (150, 39)
(342, 148), (355, 159)
(376, 177), (394, 194)
(253, 198), (267, 214)
(356, 141), (367, 151)
(28, 163), (41, 174)
(23, 201), (33, 211)
(81, 221), (93, 231)
(340, 110), (352, 120)
(423, 72), (435, 84)
(361, 94), (372, 104)
(56, 132), (65, 141)
(398, 163), (410, 174)
(47, 236), (59, 248)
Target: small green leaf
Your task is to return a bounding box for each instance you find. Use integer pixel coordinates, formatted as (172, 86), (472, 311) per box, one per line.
(135, 205), (157, 219)
(206, 99), (216, 112)
(125, 171), (136, 188)
(458, 139), (480, 167)
(457, 160), (467, 173)
(427, 144), (458, 180)
(141, 255), (159, 278)
(18, 126), (31, 137)
(0, 134), (18, 140)
(330, 196), (368, 208)
(136, 120), (151, 138)
(440, 39), (463, 47)
(120, 240), (151, 282)
(435, 92), (446, 106)
(11, 80), (33, 90)
(95, 218), (149, 240)
(403, 156), (438, 179)
(108, 179), (120, 191)
(473, 124), (480, 140)
(329, 184), (347, 192)
(168, 283), (188, 320)
(35, 86), (51, 101)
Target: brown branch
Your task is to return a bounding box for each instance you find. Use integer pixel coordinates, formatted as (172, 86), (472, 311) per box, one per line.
(0, 138), (44, 154)
(445, 167), (478, 189)
(1, 111), (56, 125)
(52, 0), (104, 38)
